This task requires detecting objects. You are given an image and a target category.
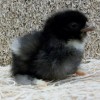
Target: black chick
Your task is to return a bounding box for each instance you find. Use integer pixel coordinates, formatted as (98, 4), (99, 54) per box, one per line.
(11, 10), (94, 83)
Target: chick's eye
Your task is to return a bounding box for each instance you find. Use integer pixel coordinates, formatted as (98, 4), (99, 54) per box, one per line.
(69, 22), (79, 29)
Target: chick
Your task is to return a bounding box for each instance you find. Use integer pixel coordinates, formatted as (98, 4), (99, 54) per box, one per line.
(11, 10), (94, 83)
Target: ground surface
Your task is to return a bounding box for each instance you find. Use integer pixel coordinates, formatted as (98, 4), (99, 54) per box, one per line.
(0, 59), (100, 100)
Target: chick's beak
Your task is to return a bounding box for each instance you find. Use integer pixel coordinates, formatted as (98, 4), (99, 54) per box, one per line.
(81, 22), (95, 32)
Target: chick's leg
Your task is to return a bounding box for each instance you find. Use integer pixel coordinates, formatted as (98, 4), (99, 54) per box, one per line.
(75, 68), (86, 76)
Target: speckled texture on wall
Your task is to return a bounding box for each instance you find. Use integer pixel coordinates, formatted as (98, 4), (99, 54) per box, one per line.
(0, 0), (100, 65)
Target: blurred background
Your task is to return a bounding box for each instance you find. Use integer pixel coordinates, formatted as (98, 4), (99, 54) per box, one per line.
(0, 0), (100, 65)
